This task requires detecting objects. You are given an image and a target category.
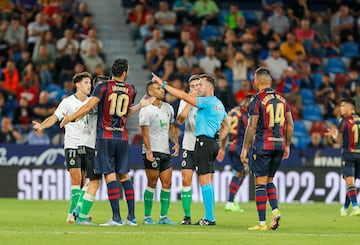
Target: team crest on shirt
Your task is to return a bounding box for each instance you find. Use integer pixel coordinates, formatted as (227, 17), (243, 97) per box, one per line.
(215, 105), (219, 111)
(160, 120), (168, 128)
(69, 158), (76, 165)
(253, 154), (257, 160)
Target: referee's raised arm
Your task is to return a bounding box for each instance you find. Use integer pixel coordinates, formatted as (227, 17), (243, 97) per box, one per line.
(151, 72), (197, 107)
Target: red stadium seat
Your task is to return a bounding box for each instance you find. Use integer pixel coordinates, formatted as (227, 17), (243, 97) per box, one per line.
(132, 133), (142, 145)
(289, 104), (300, 120)
(310, 121), (328, 135)
(334, 73), (350, 89)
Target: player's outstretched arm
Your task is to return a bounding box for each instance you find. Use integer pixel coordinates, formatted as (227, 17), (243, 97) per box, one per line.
(128, 95), (156, 115)
(60, 96), (100, 128)
(152, 72), (197, 107)
(32, 115), (58, 131)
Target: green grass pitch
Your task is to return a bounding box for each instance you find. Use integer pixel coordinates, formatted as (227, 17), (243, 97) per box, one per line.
(0, 199), (360, 245)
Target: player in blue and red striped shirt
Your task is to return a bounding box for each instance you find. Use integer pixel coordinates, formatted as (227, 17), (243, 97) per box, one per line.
(241, 67), (293, 231)
(224, 94), (253, 212)
(61, 58), (154, 226)
(326, 98), (360, 217)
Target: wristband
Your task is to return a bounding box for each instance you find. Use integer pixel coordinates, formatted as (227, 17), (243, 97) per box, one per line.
(161, 81), (167, 89)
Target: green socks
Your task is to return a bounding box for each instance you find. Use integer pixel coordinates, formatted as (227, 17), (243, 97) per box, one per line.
(68, 185), (81, 214)
(160, 189), (171, 217)
(144, 187), (154, 217)
(78, 193), (94, 221)
(76, 186), (88, 210)
(181, 187), (192, 217)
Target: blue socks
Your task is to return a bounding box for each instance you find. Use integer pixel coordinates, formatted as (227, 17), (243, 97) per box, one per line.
(201, 184), (215, 221)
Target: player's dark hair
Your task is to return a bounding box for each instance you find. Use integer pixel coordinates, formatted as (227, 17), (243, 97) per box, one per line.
(92, 75), (109, 88)
(199, 73), (216, 88)
(72, 71), (92, 84)
(112, 58), (128, 77)
(145, 81), (154, 95)
(341, 98), (356, 107)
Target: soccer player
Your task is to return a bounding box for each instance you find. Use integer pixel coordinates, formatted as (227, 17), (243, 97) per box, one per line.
(325, 98), (360, 217)
(176, 75), (200, 225)
(240, 67), (293, 231)
(224, 94), (253, 212)
(139, 81), (179, 225)
(71, 75), (107, 224)
(60, 58), (155, 226)
(151, 72), (230, 226)
(32, 72), (93, 224)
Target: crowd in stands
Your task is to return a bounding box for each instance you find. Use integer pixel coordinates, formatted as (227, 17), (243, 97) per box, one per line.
(123, 0), (360, 150)
(2, 0), (360, 150)
(0, 0), (108, 145)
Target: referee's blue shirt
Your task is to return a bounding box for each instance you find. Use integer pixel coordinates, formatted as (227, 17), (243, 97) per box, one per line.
(195, 96), (227, 138)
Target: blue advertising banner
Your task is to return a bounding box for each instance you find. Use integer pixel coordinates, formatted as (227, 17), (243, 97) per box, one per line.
(0, 145), (340, 167)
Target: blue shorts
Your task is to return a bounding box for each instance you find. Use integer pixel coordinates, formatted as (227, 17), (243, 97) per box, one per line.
(94, 138), (130, 175)
(342, 152), (360, 179)
(251, 149), (283, 177)
(228, 150), (246, 172)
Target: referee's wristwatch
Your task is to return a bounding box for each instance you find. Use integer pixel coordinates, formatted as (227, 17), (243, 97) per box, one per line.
(161, 81), (167, 89)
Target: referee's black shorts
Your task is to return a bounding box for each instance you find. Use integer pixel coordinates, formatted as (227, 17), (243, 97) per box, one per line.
(194, 135), (219, 175)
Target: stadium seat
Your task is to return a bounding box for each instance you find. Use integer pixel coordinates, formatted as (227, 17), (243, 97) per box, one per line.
(166, 38), (178, 54)
(334, 73), (350, 89)
(292, 120), (310, 148)
(200, 25), (221, 42)
(308, 56), (323, 72)
(299, 88), (314, 105)
(46, 84), (61, 103)
(311, 72), (323, 89)
(242, 10), (258, 26)
(223, 68), (233, 85)
(340, 42), (359, 59)
(293, 120), (307, 136)
(325, 57), (346, 74)
(292, 134), (311, 149)
(303, 104), (323, 121)
(218, 10), (229, 26)
(310, 121), (328, 135)
(289, 104), (300, 120)
(132, 133), (142, 145)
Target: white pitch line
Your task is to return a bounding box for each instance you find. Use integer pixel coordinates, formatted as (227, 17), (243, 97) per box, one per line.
(0, 230), (359, 237)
